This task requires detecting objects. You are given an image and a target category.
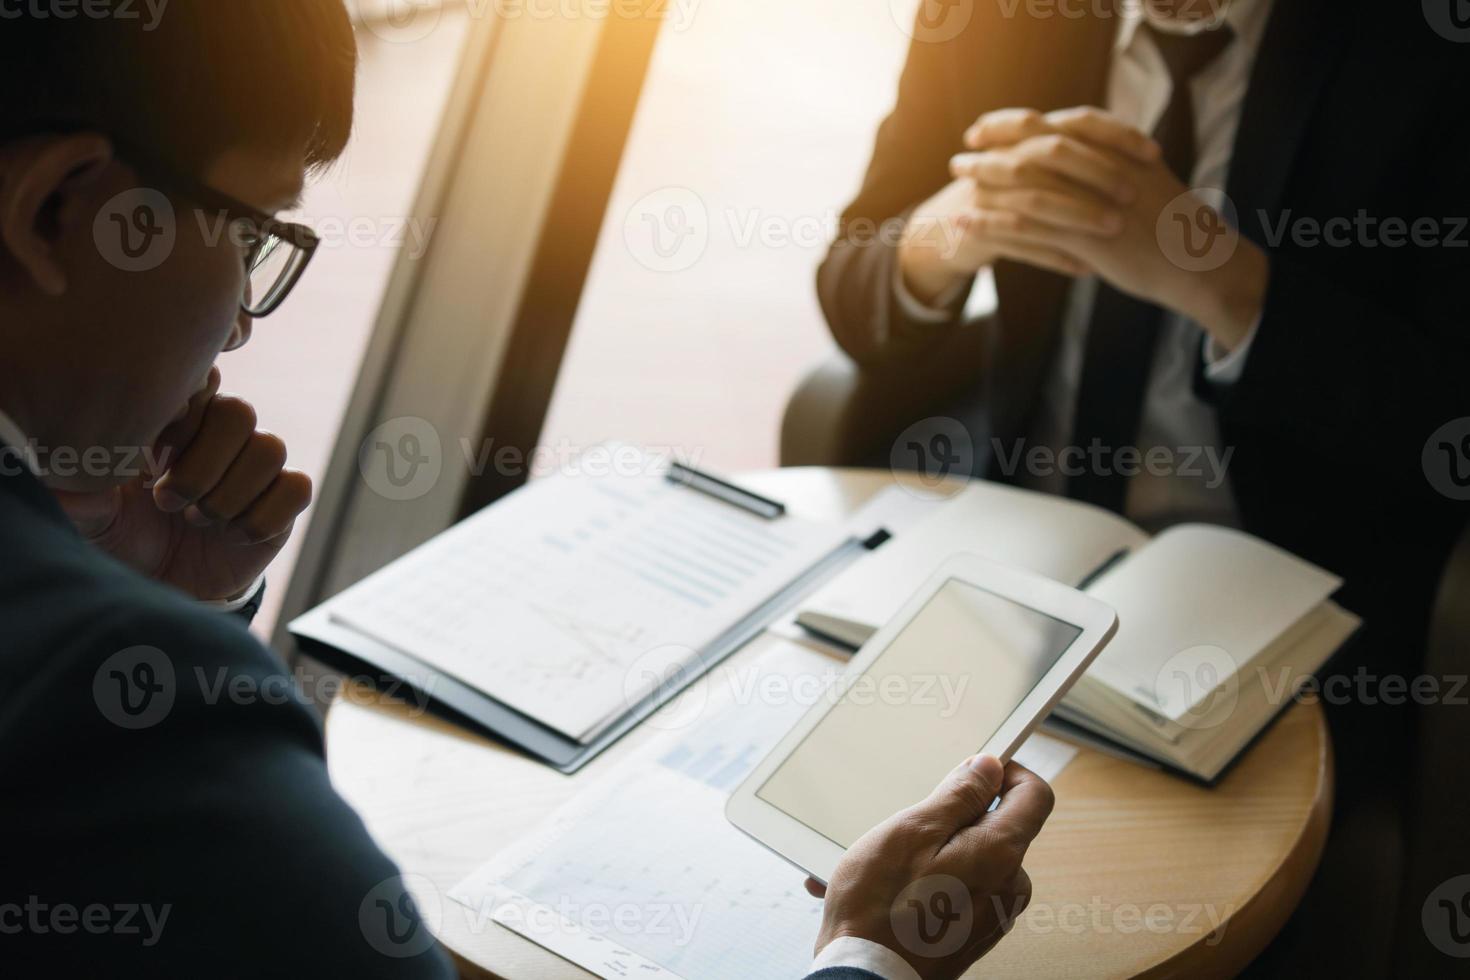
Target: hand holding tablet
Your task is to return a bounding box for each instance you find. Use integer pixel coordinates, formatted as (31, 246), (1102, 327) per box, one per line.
(727, 553), (1116, 881)
(727, 554), (1116, 977)
(809, 754), (1055, 978)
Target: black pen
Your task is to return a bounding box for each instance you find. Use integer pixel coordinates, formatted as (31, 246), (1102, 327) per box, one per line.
(666, 462), (786, 520)
(1076, 548), (1129, 591)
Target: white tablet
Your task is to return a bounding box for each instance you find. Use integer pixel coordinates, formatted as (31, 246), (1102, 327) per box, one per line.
(726, 553), (1117, 883)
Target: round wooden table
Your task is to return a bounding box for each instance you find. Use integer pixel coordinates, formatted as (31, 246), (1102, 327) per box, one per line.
(325, 468), (1333, 979)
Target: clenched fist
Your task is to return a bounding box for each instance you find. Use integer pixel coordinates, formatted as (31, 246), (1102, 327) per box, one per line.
(54, 366), (312, 603)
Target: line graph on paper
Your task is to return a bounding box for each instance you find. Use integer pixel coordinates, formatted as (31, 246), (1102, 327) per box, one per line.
(487, 761), (823, 980)
(524, 604), (648, 681)
(450, 641), (1082, 980)
(451, 644), (837, 980)
(325, 463), (850, 741)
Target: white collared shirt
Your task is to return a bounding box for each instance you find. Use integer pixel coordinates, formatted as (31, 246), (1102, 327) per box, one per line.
(898, 0), (1276, 532)
(811, 936), (922, 980)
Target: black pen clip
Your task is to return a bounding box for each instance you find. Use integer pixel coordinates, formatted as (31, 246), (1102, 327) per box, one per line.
(666, 462), (787, 519)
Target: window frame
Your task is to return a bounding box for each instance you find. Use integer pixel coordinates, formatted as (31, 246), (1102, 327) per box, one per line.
(272, 5), (665, 652)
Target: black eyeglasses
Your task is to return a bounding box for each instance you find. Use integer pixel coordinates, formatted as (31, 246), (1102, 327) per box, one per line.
(110, 138), (321, 318)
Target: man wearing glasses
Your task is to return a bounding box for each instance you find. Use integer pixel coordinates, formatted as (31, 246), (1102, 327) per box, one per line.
(1, 4), (1051, 978)
(28, 142), (323, 619)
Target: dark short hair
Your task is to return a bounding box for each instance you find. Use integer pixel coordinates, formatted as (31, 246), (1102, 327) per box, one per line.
(0, 0), (358, 176)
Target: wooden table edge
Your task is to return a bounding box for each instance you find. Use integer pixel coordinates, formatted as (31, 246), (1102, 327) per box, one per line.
(323, 467), (1338, 980)
(1138, 703), (1335, 980)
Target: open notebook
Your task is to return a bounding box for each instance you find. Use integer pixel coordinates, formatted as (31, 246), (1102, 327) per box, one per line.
(795, 482), (1360, 784)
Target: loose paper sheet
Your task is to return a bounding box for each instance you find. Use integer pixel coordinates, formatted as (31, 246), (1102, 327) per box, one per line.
(451, 641), (1077, 980)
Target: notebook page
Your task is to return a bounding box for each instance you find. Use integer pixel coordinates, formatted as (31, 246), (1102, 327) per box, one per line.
(797, 480), (1148, 638)
(1083, 524), (1342, 724)
(327, 461), (850, 742)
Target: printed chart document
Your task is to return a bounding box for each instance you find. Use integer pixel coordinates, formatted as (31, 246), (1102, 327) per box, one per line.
(325, 457), (850, 743)
(450, 641), (1077, 980)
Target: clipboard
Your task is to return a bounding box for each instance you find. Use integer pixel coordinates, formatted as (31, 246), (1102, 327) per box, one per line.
(290, 459), (884, 773)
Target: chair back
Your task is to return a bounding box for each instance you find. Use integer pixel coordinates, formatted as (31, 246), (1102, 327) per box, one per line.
(1393, 518), (1470, 975)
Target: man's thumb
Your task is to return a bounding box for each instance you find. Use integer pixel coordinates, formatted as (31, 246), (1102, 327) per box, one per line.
(919, 755), (1005, 830)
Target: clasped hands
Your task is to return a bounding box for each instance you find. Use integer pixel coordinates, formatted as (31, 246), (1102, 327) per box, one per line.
(899, 107), (1268, 354)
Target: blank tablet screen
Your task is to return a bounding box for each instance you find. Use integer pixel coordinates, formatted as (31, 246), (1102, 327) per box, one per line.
(757, 578), (1082, 847)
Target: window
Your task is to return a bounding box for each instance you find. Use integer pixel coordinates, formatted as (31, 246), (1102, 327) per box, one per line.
(273, 3), (932, 640)
(227, 14), (471, 634)
(539, 0), (922, 472)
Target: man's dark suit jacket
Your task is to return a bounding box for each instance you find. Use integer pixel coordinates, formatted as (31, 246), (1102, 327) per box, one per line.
(0, 457), (455, 976)
(0, 458), (884, 977)
(818, 0), (1469, 722)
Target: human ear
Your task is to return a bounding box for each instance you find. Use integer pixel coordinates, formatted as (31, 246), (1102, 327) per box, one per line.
(0, 134), (114, 297)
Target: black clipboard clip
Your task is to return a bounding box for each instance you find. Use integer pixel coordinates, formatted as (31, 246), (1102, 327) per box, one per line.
(666, 461), (787, 520)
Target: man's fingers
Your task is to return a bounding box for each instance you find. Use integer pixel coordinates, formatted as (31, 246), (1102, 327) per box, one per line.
(963, 207), (1086, 250)
(991, 240), (1090, 278)
(958, 210), (1090, 276)
(962, 167), (1086, 206)
(228, 469), (312, 545)
(951, 136), (1134, 204)
(942, 763), (1055, 881)
(151, 366), (221, 477)
(950, 152), (1013, 188)
(963, 762), (1056, 851)
(146, 379), (309, 547)
(151, 395), (257, 513)
(804, 878), (827, 900)
(990, 761), (1057, 837)
(972, 187), (1123, 236)
(1044, 107), (1161, 163)
(912, 754), (1006, 832)
(194, 431), (289, 522)
(965, 106), (1160, 165)
(1019, 134), (1133, 201)
(1007, 867), (1033, 923)
(964, 108), (1050, 151)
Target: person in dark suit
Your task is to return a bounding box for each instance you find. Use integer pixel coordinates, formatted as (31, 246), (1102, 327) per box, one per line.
(0, 4), (1050, 978)
(821, 2), (1469, 770)
(818, 0), (1468, 970)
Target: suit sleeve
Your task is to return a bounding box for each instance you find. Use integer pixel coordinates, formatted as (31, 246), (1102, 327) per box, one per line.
(815, 23), (977, 366)
(2, 592), (455, 978)
(1219, 103), (1470, 480)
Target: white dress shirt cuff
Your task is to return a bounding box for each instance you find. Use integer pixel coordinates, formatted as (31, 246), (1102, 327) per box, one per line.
(201, 574), (266, 614)
(810, 937), (922, 980)
(893, 263), (969, 325)
(1201, 316), (1260, 385)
